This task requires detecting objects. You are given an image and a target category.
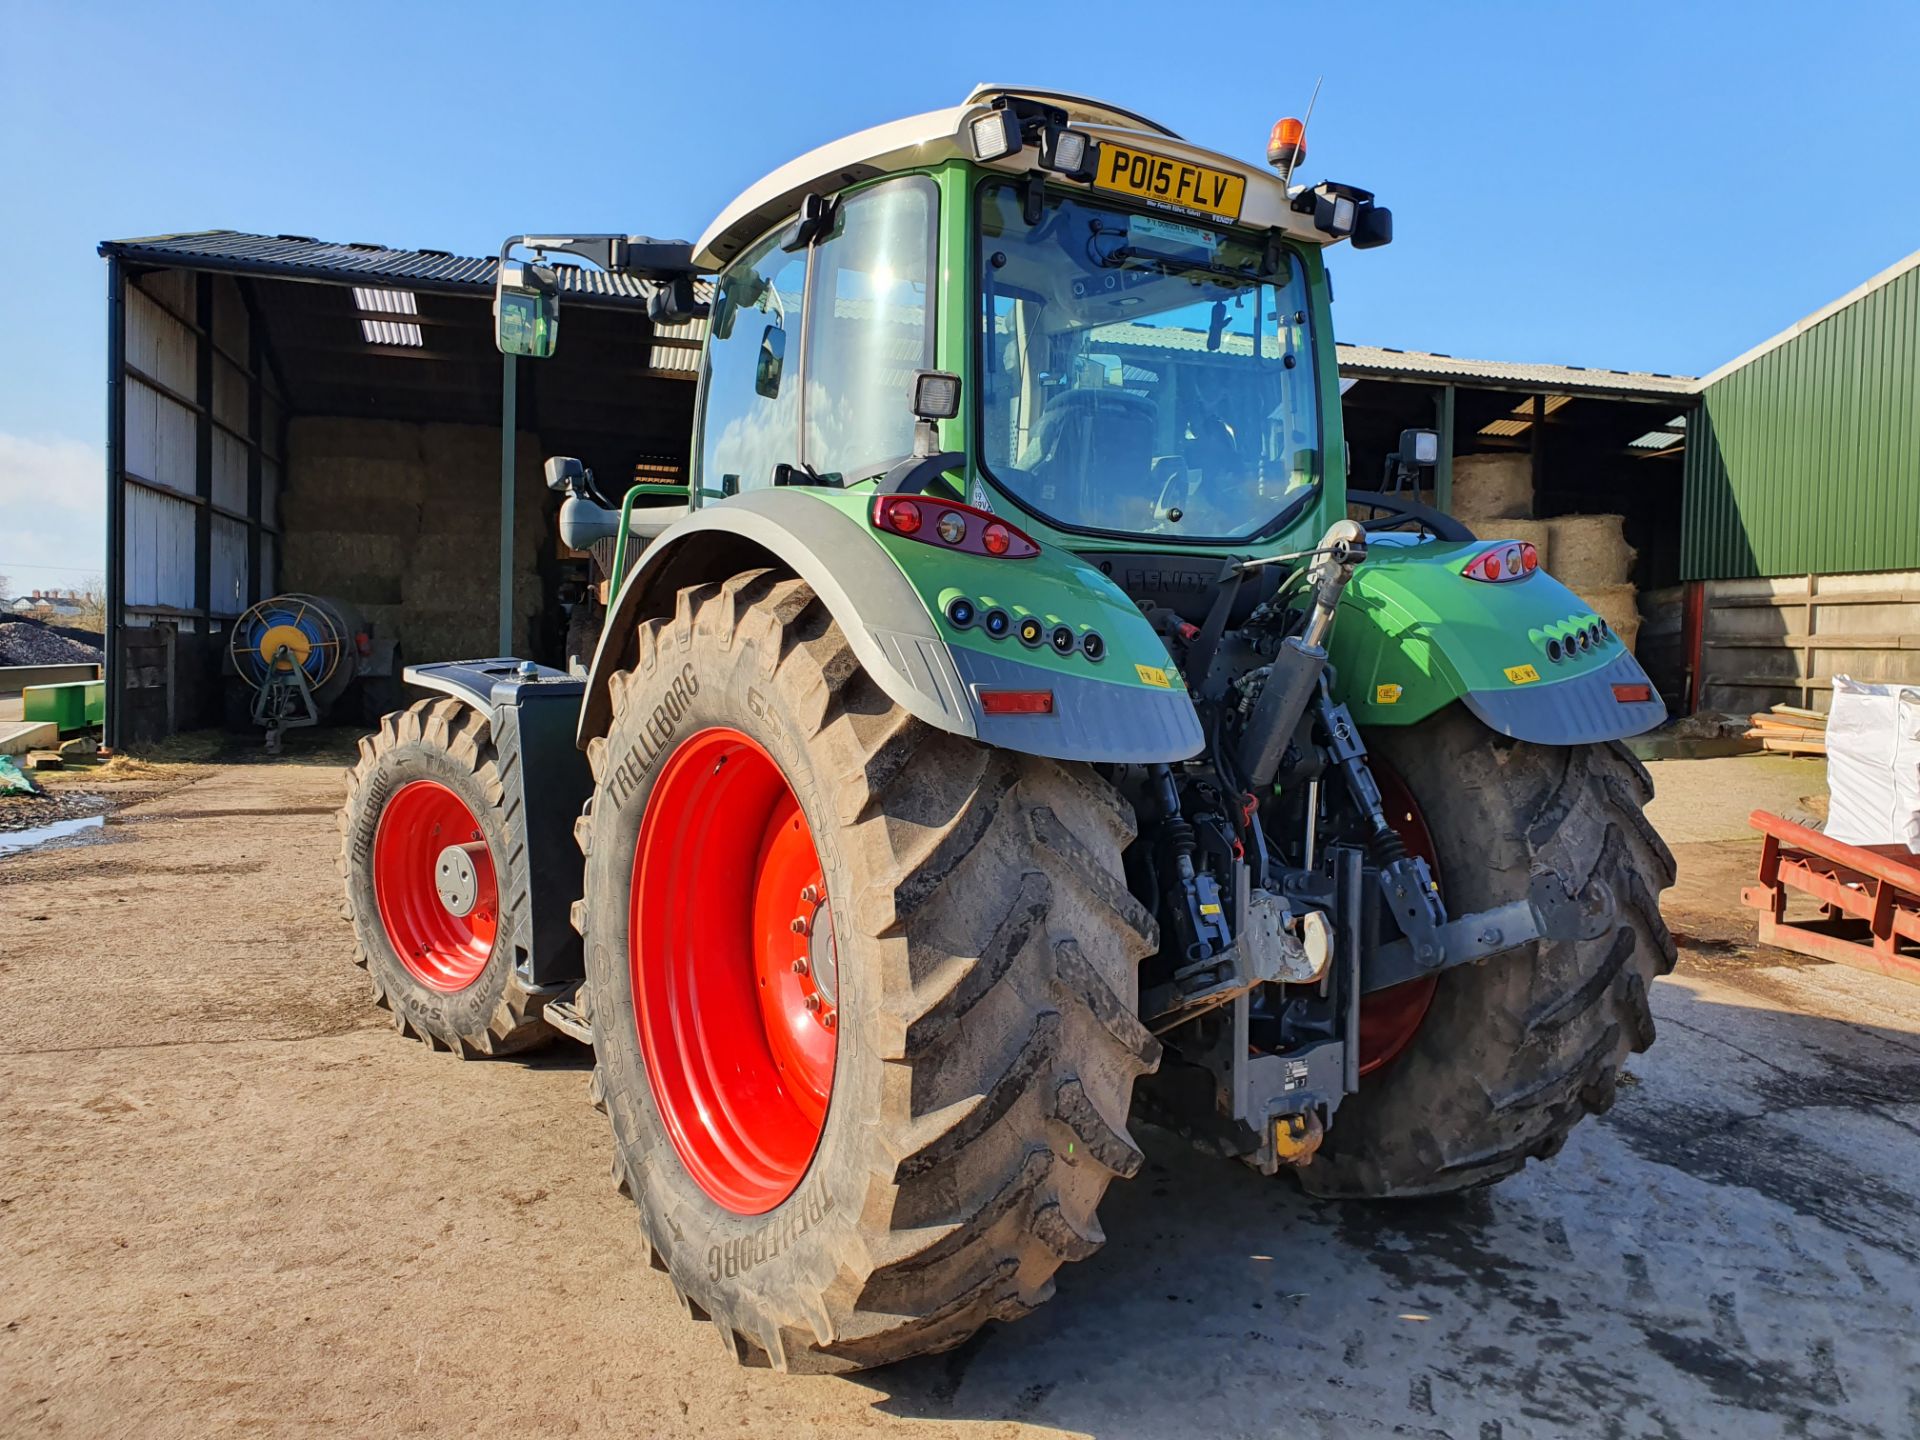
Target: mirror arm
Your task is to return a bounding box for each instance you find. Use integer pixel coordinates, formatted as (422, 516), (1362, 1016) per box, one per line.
(875, 452), (968, 497)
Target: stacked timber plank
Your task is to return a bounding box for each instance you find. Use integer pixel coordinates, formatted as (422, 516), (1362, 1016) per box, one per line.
(1746, 704), (1828, 755)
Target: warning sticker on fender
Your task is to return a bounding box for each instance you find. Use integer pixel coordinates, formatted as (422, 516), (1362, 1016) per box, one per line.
(1504, 664), (1541, 685)
(1136, 664), (1171, 688)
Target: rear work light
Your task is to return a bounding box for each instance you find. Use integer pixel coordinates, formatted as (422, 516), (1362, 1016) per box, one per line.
(870, 495), (1040, 558)
(979, 689), (1054, 716)
(1463, 542), (1539, 583)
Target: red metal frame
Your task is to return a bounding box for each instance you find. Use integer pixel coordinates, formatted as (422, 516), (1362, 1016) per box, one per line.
(1741, 809), (1920, 984)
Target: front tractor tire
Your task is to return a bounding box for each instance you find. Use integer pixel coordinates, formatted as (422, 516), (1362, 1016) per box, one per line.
(576, 572), (1160, 1372)
(1302, 705), (1678, 1198)
(338, 699), (554, 1057)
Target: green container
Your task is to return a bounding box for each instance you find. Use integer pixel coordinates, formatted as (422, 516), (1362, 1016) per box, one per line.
(22, 680), (105, 733)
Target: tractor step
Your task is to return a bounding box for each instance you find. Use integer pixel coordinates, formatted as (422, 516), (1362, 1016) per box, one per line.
(542, 985), (594, 1045)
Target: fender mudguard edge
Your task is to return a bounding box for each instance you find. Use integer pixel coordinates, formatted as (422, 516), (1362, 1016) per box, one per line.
(577, 491), (979, 750)
(575, 490), (1205, 765)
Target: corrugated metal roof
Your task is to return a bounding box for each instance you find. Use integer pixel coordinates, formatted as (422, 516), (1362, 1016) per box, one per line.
(98, 230), (660, 309)
(1336, 343), (1697, 399)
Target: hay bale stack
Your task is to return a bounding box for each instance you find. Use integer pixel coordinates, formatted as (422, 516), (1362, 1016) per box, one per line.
(1578, 583), (1642, 653)
(1449, 454), (1533, 524)
(1547, 514), (1636, 592)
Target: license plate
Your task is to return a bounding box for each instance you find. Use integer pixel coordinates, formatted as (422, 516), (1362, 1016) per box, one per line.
(1091, 143), (1247, 223)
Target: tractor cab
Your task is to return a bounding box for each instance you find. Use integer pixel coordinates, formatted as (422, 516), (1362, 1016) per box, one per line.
(514, 87), (1398, 614)
(678, 87), (1389, 562)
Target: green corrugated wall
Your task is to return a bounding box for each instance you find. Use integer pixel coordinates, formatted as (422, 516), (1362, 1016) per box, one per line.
(1681, 257), (1920, 580)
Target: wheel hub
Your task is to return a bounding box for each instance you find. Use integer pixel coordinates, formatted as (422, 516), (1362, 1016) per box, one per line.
(434, 842), (487, 917)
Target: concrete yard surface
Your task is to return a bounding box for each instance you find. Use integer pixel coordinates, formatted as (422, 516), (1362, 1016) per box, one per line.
(3, 745), (1918, 1438)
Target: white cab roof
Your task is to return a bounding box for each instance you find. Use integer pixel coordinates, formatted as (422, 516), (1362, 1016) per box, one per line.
(692, 86), (1326, 271)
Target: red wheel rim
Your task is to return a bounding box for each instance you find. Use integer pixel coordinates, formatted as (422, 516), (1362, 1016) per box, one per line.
(1358, 757), (1441, 1077)
(372, 779), (498, 993)
(631, 727), (836, 1215)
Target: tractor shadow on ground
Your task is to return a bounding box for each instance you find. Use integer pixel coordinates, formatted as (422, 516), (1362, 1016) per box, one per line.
(851, 980), (1920, 1439)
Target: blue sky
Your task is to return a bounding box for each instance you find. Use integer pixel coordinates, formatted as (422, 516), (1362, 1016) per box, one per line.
(3, 0), (1916, 585)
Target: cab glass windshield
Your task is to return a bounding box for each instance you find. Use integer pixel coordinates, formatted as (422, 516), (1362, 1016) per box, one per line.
(976, 181), (1320, 541)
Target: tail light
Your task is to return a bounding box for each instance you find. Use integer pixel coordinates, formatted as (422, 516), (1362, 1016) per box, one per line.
(1463, 542), (1539, 583)
(870, 495), (1039, 558)
(979, 689), (1054, 716)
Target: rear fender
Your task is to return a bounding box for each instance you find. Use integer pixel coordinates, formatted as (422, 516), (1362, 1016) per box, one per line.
(576, 489), (1203, 763)
(1326, 538), (1666, 744)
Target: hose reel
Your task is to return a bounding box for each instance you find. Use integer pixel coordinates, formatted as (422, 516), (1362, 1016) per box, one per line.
(228, 593), (363, 752)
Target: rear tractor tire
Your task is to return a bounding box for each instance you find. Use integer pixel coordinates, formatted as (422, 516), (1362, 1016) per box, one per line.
(338, 698), (554, 1057)
(576, 571), (1160, 1371)
(1300, 704), (1677, 1198)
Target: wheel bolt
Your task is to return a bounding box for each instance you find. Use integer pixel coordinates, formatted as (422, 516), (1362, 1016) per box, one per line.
(822, 1012), (836, 1029)
(790, 916), (809, 934)
(804, 993), (820, 1012)
(791, 958), (809, 976)
(800, 885), (820, 904)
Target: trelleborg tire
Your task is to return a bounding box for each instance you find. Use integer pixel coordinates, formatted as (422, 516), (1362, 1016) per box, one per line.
(1299, 703), (1677, 1198)
(338, 698), (553, 1057)
(575, 570), (1161, 1371)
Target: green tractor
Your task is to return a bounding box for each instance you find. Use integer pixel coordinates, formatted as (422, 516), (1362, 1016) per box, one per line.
(339, 86), (1674, 1371)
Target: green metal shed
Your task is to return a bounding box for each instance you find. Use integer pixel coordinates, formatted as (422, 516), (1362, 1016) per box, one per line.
(1682, 249), (1920, 581)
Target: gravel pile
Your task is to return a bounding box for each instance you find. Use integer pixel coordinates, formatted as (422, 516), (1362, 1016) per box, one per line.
(0, 618), (104, 667)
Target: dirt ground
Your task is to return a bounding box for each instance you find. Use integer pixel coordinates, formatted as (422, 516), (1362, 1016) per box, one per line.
(3, 743), (1917, 1439)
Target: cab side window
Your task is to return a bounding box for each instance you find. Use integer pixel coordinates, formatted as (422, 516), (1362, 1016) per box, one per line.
(693, 233), (807, 496)
(802, 177), (936, 482)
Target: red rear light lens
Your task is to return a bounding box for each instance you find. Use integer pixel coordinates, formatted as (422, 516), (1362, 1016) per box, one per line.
(1463, 542), (1538, 583)
(882, 498), (922, 535)
(979, 689), (1054, 715)
(870, 495), (1038, 558)
(1612, 683), (1653, 704)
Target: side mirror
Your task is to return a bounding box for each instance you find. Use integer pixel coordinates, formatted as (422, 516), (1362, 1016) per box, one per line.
(495, 261), (559, 358)
(1351, 205), (1394, 251)
(754, 324), (786, 399)
(647, 275), (707, 326)
(1206, 301), (1229, 353)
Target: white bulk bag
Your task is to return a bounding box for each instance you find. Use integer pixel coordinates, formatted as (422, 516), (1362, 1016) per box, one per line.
(1824, 676), (1920, 851)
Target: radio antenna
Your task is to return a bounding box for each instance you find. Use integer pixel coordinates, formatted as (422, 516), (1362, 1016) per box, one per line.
(1282, 76), (1324, 189)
